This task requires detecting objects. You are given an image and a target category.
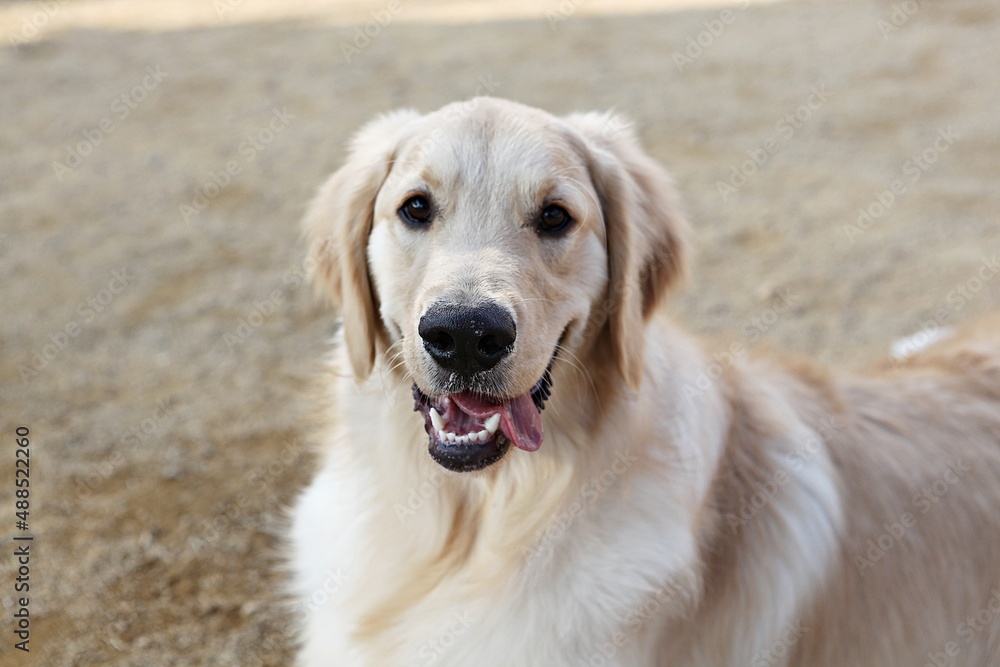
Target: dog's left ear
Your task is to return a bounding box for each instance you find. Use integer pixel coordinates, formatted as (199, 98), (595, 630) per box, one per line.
(562, 112), (690, 391)
(304, 110), (422, 380)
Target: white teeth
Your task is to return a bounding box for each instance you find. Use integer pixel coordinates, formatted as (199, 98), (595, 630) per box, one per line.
(426, 400), (506, 445)
(434, 429), (493, 444)
(429, 407), (445, 433)
(484, 414), (501, 434)
(433, 416), (497, 444)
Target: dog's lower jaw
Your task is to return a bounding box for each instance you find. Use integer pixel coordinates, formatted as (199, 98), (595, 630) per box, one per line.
(427, 431), (512, 472)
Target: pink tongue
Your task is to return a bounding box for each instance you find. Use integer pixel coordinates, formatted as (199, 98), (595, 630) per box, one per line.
(450, 392), (544, 452)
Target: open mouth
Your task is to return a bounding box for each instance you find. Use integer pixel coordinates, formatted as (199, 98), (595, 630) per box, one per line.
(412, 362), (554, 473)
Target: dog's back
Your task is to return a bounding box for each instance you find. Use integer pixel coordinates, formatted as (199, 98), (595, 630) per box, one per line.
(684, 317), (1000, 666)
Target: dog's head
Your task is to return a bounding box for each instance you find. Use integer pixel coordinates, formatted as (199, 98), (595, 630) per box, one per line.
(305, 98), (688, 473)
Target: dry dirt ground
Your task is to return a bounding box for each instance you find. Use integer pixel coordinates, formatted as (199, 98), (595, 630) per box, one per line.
(1, 0), (999, 665)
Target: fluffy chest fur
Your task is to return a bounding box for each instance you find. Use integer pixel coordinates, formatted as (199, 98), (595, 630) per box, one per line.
(289, 327), (843, 667)
(291, 360), (695, 666)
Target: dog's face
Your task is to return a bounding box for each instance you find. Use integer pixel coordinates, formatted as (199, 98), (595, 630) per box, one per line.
(306, 98), (688, 472)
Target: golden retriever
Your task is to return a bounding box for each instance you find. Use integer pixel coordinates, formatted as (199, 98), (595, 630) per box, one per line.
(289, 97), (1000, 666)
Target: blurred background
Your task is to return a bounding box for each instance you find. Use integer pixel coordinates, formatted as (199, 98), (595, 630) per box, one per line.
(1, 0), (998, 664)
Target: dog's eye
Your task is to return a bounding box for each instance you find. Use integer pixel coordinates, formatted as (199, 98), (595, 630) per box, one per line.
(536, 204), (573, 235)
(399, 195), (434, 227)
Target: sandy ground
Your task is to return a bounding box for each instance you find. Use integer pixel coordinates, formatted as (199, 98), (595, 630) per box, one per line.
(1, 0), (999, 664)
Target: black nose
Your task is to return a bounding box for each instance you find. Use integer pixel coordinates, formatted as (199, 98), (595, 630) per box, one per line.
(418, 303), (516, 375)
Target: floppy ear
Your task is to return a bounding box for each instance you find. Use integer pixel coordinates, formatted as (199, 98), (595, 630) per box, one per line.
(563, 112), (690, 391)
(304, 109), (421, 380)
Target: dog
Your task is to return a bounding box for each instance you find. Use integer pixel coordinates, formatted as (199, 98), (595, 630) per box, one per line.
(289, 97), (1000, 666)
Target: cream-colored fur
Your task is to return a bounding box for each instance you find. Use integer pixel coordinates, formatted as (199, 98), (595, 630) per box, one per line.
(290, 97), (1000, 667)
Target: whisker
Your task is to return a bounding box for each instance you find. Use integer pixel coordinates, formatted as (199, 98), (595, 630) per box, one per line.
(553, 343), (603, 415)
(376, 339), (416, 407)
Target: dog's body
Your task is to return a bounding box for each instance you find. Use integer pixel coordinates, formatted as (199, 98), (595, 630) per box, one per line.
(290, 98), (1000, 666)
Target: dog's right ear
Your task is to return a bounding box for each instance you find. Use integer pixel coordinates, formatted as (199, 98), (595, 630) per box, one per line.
(304, 109), (422, 381)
